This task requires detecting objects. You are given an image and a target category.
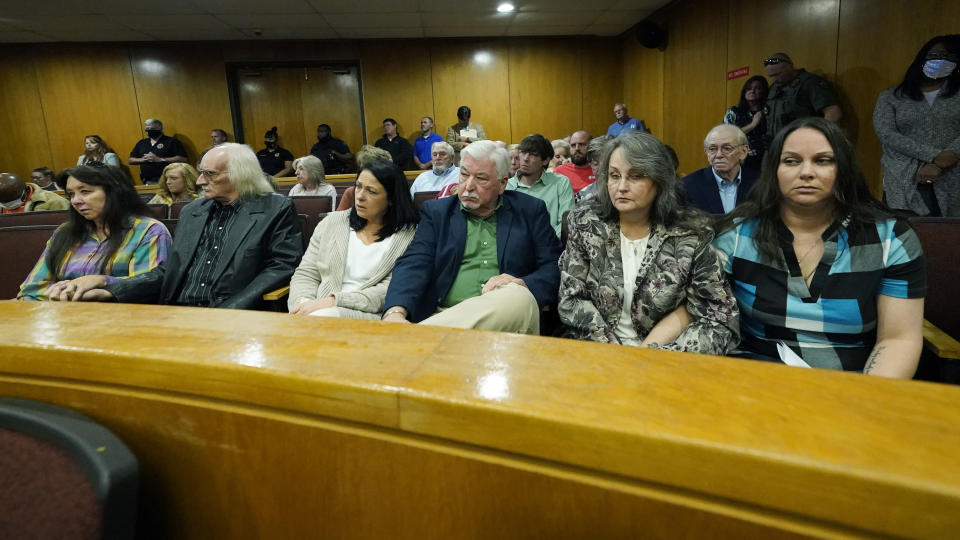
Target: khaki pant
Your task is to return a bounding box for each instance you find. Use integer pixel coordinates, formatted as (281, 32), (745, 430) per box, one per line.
(421, 283), (540, 335)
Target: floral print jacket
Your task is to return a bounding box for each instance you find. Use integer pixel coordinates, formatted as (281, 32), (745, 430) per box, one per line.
(558, 205), (739, 354)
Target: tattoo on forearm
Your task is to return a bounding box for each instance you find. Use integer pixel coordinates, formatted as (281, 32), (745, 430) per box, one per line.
(864, 346), (885, 373)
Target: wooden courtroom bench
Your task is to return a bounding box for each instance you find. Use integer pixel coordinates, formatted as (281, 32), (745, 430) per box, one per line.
(1, 302), (958, 538)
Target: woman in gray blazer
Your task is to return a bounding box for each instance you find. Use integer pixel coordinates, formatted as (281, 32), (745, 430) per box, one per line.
(288, 160), (419, 318)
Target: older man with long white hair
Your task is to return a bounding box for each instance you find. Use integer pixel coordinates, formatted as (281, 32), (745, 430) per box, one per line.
(60, 143), (302, 309)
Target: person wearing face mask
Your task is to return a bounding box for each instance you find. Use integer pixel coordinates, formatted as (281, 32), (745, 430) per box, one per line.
(129, 118), (188, 185)
(874, 35), (960, 216)
(0, 172), (69, 214)
(256, 127), (294, 177)
(409, 141), (459, 196)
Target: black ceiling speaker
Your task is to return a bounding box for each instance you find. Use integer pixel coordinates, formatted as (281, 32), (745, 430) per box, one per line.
(634, 20), (667, 50)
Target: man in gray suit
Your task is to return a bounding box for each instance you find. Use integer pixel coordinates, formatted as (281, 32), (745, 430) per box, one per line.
(58, 143), (302, 309)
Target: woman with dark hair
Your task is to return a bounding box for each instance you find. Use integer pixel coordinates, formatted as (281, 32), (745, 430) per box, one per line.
(18, 164), (172, 301)
(256, 127), (295, 177)
(714, 117), (926, 377)
(874, 35), (960, 216)
(76, 135), (120, 167)
(558, 131), (738, 353)
(288, 160), (419, 318)
(724, 75), (769, 171)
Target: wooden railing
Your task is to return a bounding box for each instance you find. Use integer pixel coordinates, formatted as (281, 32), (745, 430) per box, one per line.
(1, 301), (958, 538)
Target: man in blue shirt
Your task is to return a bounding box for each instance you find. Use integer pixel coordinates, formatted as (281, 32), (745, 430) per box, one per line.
(606, 103), (647, 137)
(680, 125), (757, 215)
(413, 116), (443, 170)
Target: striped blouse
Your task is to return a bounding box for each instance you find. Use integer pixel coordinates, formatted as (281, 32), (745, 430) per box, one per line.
(18, 216), (172, 301)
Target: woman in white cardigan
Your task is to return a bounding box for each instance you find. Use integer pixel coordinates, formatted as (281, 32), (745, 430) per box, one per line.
(288, 160), (419, 318)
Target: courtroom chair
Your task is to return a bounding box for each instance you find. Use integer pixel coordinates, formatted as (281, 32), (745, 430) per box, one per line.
(0, 397), (138, 540)
(169, 201), (191, 220)
(0, 209), (69, 228)
(290, 196), (333, 245)
(909, 217), (960, 383)
(335, 183), (352, 197)
(261, 213), (317, 311)
(138, 192), (155, 203)
(413, 191), (440, 211)
(145, 204), (168, 220)
(161, 219), (178, 237)
(0, 225), (58, 299)
(275, 184), (293, 196)
(337, 187), (355, 211)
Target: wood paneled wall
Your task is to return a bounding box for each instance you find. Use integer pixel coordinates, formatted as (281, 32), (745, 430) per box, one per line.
(623, 0), (960, 191)
(0, 37), (622, 183)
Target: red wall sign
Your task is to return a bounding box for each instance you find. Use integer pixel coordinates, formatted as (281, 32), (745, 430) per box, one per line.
(727, 66), (750, 80)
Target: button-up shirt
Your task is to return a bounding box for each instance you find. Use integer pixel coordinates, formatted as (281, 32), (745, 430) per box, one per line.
(711, 166), (742, 214)
(441, 201), (501, 308)
(506, 171), (574, 237)
(410, 165), (460, 197)
(176, 199), (242, 306)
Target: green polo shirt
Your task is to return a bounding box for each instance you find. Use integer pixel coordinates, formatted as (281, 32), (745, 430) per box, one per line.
(441, 201), (502, 308)
(506, 171), (574, 237)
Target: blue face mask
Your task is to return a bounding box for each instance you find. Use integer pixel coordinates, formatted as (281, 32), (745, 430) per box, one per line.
(923, 59), (957, 79)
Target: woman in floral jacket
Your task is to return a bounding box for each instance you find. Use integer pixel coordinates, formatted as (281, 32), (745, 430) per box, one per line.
(558, 131), (739, 354)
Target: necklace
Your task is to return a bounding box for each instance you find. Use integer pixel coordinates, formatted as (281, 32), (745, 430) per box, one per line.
(796, 239), (822, 282)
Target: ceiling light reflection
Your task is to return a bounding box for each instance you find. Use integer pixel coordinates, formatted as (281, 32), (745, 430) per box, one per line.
(477, 369), (510, 401)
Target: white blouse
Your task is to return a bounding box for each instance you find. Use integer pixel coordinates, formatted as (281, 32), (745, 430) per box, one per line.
(340, 231), (396, 292)
(614, 231), (649, 346)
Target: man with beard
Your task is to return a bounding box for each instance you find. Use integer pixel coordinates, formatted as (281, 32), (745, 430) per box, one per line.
(309, 124), (353, 175)
(554, 130), (595, 194)
(409, 141), (459, 196)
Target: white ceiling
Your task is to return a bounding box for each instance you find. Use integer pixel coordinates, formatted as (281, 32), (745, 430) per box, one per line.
(0, 0), (668, 42)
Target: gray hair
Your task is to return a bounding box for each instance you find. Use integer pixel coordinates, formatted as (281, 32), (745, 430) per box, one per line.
(460, 140), (510, 180)
(430, 141), (454, 155)
(292, 155), (326, 188)
(595, 131), (684, 226)
(586, 135), (613, 163)
(221, 143), (274, 198)
(507, 143), (519, 152)
(704, 124), (748, 146)
(551, 139), (571, 153)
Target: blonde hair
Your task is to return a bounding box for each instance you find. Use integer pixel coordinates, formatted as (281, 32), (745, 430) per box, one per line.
(156, 163), (200, 205)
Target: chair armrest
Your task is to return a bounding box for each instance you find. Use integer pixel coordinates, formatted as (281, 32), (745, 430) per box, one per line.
(262, 286), (290, 302)
(922, 319), (960, 360)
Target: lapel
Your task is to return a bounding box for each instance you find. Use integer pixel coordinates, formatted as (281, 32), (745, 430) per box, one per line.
(328, 215), (350, 290)
(209, 197), (260, 283)
(495, 194), (513, 266)
(701, 169), (725, 214)
(448, 199), (468, 273)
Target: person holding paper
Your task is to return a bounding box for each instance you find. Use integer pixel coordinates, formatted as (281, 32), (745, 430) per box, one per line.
(714, 117), (926, 378)
(445, 105), (486, 153)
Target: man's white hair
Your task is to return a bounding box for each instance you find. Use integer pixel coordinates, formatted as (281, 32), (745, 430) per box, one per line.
(430, 141), (454, 155)
(460, 140), (509, 180)
(219, 143), (274, 198)
(704, 124), (748, 146)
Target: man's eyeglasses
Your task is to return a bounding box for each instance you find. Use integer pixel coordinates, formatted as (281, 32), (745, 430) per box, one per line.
(198, 169), (226, 179)
(705, 144), (740, 156)
(763, 57), (786, 67)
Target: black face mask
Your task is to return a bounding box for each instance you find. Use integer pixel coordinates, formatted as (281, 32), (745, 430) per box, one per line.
(264, 140), (276, 148)
(146, 129), (162, 138)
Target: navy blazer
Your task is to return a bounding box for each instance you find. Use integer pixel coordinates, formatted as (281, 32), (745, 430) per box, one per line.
(384, 191), (562, 323)
(679, 165), (757, 215)
(106, 193), (302, 309)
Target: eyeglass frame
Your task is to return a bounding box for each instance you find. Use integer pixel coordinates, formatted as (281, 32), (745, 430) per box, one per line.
(704, 144), (745, 156)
